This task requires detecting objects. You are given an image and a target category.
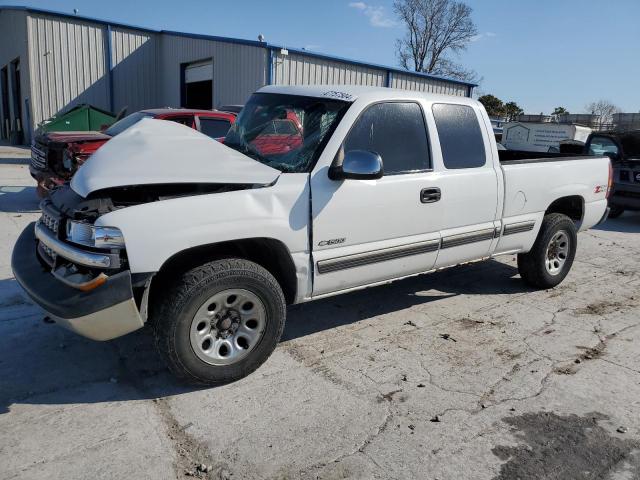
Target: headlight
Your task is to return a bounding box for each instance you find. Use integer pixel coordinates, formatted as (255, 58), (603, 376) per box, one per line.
(66, 221), (125, 249)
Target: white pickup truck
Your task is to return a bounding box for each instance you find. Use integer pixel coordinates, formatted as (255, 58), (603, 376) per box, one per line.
(12, 85), (611, 384)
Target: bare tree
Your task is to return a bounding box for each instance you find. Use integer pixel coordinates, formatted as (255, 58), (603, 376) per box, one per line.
(586, 99), (620, 128)
(394, 0), (478, 82)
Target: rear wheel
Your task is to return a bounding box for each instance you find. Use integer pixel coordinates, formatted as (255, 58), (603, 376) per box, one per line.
(517, 213), (577, 289)
(153, 258), (286, 385)
(608, 205), (624, 219)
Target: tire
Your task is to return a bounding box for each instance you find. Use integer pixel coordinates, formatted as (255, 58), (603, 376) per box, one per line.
(607, 205), (624, 219)
(517, 213), (577, 289)
(153, 258), (286, 385)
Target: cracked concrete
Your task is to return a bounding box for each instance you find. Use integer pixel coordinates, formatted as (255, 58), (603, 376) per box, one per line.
(2, 152), (640, 479)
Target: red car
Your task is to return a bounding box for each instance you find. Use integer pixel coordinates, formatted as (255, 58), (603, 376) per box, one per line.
(248, 112), (303, 156)
(30, 108), (236, 197)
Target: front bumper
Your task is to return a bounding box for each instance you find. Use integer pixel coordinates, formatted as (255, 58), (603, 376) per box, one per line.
(610, 183), (640, 211)
(11, 222), (144, 341)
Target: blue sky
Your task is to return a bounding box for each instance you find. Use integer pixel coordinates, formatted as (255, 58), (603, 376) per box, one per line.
(4, 0), (639, 114)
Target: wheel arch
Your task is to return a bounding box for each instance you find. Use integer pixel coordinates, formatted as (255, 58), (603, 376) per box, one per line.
(151, 238), (298, 305)
(545, 195), (585, 223)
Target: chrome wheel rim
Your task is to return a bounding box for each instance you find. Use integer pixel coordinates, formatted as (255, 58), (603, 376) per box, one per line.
(545, 231), (570, 276)
(189, 289), (266, 366)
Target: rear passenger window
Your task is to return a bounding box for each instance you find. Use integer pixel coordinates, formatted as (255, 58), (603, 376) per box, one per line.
(432, 104), (486, 169)
(199, 118), (232, 138)
(344, 102), (430, 174)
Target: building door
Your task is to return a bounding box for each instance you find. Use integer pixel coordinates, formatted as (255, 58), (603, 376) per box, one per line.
(0, 66), (9, 140)
(9, 58), (23, 142)
(183, 59), (213, 110)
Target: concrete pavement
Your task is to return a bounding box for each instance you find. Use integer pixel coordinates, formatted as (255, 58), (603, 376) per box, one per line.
(1, 147), (639, 479)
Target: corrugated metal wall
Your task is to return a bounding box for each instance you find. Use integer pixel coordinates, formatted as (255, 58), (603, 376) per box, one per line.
(274, 52), (386, 87)
(0, 9), (30, 141)
(391, 71), (468, 97)
(6, 7), (473, 144)
(26, 13), (110, 127)
(160, 34), (267, 108)
(110, 27), (160, 114)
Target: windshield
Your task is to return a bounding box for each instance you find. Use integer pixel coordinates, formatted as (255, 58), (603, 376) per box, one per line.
(105, 112), (154, 137)
(224, 93), (350, 173)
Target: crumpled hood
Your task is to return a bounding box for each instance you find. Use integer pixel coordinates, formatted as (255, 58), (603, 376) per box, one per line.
(71, 118), (280, 197)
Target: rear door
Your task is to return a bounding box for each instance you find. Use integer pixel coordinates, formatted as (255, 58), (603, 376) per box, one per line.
(429, 103), (500, 268)
(311, 101), (442, 296)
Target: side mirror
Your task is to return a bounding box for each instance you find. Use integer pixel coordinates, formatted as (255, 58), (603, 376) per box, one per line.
(603, 151), (619, 161)
(329, 150), (383, 180)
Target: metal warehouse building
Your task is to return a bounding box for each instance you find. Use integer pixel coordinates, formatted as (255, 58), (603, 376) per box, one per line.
(0, 6), (476, 144)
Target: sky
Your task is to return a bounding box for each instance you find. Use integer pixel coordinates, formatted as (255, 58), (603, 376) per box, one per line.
(4, 0), (639, 114)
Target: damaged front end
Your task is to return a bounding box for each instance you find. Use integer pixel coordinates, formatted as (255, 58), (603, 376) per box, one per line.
(11, 186), (148, 340)
(14, 118), (283, 341)
(30, 132), (109, 197)
(14, 179), (273, 341)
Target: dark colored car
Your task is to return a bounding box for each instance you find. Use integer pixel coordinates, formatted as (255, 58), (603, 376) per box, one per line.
(585, 131), (640, 218)
(30, 108), (236, 197)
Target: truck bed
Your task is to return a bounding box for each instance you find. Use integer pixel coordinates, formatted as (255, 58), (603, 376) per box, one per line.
(498, 149), (592, 164)
(499, 154), (610, 233)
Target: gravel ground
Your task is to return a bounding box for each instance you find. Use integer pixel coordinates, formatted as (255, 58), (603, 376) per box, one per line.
(1, 147), (640, 479)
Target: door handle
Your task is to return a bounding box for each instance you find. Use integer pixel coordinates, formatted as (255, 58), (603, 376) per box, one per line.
(420, 187), (441, 203)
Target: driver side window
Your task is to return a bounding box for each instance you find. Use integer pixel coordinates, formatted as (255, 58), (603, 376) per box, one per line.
(344, 102), (431, 175)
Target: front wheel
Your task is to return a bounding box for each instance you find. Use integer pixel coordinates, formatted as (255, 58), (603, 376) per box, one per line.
(517, 213), (577, 289)
(153, 258), (286, 385)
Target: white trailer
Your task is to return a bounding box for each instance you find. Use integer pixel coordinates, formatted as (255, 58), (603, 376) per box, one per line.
(502, 122), (592, 152)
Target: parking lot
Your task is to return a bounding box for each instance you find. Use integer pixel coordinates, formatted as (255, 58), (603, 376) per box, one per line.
(1, 146), (640, 479)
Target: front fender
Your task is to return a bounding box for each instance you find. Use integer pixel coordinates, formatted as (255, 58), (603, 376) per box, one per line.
(95, 174), (310, 274)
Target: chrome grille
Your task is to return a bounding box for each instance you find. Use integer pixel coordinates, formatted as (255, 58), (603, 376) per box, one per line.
(31, 144), (47, 170)
(40, 210), (60, 233)
(41, 243), (57, 262)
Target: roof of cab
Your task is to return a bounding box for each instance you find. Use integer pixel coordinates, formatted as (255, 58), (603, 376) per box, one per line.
(257, 84), (480, 107)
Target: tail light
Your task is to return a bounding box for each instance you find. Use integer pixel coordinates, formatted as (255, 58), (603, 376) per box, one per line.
(606, 160), (614, 199)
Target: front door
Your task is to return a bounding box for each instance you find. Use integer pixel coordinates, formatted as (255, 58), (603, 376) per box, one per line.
(311, 101), (442, 296)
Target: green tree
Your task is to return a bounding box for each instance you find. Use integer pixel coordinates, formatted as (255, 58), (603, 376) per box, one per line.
(477, 94), (504, 117)
(552, 107), (569, 115)
(503, 101), (524, 121)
